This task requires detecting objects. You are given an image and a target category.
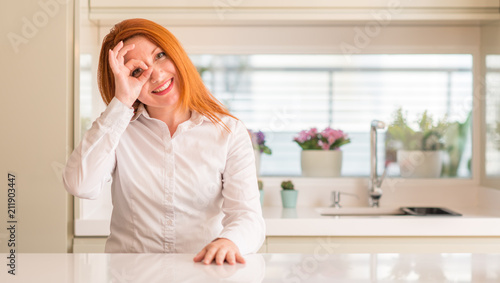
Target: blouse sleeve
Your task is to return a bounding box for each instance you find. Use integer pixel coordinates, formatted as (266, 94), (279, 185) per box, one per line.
(62, 97), (134, 200)
(218, 120), (266, 255)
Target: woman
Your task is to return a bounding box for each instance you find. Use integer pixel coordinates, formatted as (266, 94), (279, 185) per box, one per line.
(63, 18), (265, 265)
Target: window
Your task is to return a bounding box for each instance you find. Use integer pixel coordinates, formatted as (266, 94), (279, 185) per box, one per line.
(190, 54), (473, 177)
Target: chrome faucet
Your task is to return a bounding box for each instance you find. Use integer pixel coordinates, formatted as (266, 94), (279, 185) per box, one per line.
(330, 190), (359, 208)
(369, 120), (387, 207)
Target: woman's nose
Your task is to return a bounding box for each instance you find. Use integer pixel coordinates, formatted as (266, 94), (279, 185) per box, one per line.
(149, 65), (164, 84)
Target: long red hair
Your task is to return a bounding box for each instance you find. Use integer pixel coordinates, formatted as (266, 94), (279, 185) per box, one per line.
(97, 18), (235, 130)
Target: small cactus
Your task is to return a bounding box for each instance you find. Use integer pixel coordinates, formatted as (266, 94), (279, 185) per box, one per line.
(281, 180), (295, 190)
(258, 180), (263, 190)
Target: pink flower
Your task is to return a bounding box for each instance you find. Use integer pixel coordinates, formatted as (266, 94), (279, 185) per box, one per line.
(294, 126), (350, 150)
(335, 131), (347, 140)
(294, 130), (310, 143)
(318, 140), (330, 150)
(322, 127), (347, 140)
(307, 128), (318, 136)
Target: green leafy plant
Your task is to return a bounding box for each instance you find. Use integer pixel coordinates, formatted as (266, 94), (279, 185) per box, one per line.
(280, 180), (295, 190)
(386, 107), (450, 152)
(258, 179), (263, 191)
(496, 121), (500, 142)
(386, 108), (472, 177)
(489, 121), (500, 150)
(442, 111), (471, 177)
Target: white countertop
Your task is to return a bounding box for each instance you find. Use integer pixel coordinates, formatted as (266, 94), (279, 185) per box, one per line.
(263, 206), (500, 236)
(2, 253), (499, 282)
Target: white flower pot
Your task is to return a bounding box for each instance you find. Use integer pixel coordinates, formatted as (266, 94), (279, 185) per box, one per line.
(301, 150), (342, 177)
(254, 149), (261, 176)
(397, 150), (443, 178)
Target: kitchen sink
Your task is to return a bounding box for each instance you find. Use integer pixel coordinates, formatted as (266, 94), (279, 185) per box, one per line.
(316, 207), (405, 216)
(401, 207), (462, 216)
(317, 206), (461, 216)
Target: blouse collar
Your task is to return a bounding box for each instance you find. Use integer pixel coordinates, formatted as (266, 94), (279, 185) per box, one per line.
(131, 103), (210, 127)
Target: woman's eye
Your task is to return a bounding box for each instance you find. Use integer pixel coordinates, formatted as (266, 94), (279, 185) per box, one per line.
(156, 52), (166, 60)
(131, 68), (143, 78)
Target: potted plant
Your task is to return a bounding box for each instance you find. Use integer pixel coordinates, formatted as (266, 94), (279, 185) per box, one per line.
(258, 179), (264, 207)
(249, 130), (272, 175)
(280, 180), (298, 208)
(293, 127), (351, 177)
(386, 108), (450, 178)
(442, 111), (471, 177)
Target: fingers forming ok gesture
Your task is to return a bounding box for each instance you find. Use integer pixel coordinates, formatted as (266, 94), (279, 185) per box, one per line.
(108, 41), (153, 108)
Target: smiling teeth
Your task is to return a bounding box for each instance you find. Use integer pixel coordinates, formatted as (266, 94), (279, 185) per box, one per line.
(152, 79), (172, 93)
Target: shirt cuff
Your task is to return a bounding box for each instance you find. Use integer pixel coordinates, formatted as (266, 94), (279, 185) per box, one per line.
(101, 97), (135, 132)
(218, 224), (265, 255)
(218, 231), (250, 255)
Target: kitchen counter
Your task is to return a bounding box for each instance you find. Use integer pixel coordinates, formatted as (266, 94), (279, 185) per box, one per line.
(76, 206), (500, 237)
(263, 206), (500, 236)
(2, 253), (499, 282)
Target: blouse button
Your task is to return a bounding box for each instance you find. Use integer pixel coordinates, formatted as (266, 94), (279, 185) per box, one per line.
(165, 144), (172, 154)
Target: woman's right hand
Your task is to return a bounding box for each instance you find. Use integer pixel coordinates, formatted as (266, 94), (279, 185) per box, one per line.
(108, 41), (153, 108)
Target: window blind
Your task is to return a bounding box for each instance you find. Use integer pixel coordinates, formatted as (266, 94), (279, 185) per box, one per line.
(191, 54), (473, 177)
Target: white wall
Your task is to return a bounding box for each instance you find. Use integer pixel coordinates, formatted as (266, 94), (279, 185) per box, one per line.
(0, 0), (74, 252)
(97, 25), (481, 55)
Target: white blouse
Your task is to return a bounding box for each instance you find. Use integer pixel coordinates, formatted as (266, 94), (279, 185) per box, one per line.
(63, 97), (265, 254)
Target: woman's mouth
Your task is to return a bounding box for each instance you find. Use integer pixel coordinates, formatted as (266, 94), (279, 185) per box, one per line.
(152, 78), (174, 95)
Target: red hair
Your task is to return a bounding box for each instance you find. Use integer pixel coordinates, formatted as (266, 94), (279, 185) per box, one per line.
(97, 18), (235, 130)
